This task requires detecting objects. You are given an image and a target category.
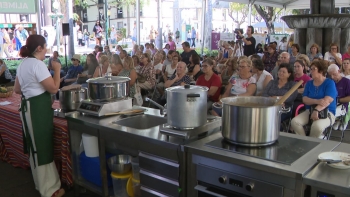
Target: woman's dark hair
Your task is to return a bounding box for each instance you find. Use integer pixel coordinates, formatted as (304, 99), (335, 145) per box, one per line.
(172, 53), (181, 62)
(278, 63), (294, 81)
(98, 46), (103, 52)
(191, 54), (200, 65)
(85, 54), (99, 71)
(132, 55), (140, 64)
(255, 43), (262, 50)
(19, 35), (46, 57)
(250, 54), (261, 61)
(95, 21), (102, 28)
(202, 58), (214, 66)
(168, 50), (175, 56)
(291, 43), (300, 52)
(310, 60), (328, 76)
(294, 60), (307, 74)
(252, 59), (265, 71)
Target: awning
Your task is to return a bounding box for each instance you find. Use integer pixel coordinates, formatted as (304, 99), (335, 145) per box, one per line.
(253, 22), (285, 28)
(220, 0), (349, 9)
(0, 24), (13, 28)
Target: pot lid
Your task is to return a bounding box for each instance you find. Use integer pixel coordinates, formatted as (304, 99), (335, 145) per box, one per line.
(87, 75), (130, 84)
(166, 85), (209, 93)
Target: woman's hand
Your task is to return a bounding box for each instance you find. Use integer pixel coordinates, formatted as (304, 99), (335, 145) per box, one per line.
(318, 98), (329, 107)
(310, 110), (319, 121)
(51, 61), (61, 72)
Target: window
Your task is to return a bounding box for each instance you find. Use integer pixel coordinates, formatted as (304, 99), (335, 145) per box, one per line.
(117, 22), (123, 29)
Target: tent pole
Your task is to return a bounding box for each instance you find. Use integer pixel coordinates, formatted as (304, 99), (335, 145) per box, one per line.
(282, 6), (286, 34)
(201, 0), (206, 56)
(248, 1), (252, 26)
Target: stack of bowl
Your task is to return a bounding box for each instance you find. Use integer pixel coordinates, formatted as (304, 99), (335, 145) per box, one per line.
(108, 155), (132, 197)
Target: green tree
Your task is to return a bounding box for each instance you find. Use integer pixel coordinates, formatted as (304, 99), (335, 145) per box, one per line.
(228, 3), (249, 28)
(254, 5), (283, 34)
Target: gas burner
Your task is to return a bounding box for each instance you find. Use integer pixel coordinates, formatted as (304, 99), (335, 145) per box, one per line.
(54, 109), (76, 118)
(223, 137), (277, 147)
(159, 117), (221, 140)
(206, 136), (320, 165)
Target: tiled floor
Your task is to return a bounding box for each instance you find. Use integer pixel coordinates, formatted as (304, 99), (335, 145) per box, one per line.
(0, 129), (348, 197)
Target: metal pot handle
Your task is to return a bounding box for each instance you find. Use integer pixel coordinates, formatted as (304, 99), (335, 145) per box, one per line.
(102, 84), (115, 88)
(212, 102), (222, 109)
(279, 107), (291, 114)
(187, 93), (200, 98)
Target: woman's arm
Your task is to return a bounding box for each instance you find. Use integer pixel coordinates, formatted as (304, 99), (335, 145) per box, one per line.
(164, 71), (169, 81)
(239, 84), (257, 96)
(222, 83), (233, 98)
(41, 61), (61, 94)
(262, 75), (273, 90)
(164, 76), (177, 88)
(93, 67), (99, 78)
(334, 53), (342, 66)
(0, 65), (6, 76)
(129, 69), (137, 86)
(208, 86), (219, 96)
(191, 64), (201, 76)
(261, 80), (273, 97)
(14, 77), (21, 94)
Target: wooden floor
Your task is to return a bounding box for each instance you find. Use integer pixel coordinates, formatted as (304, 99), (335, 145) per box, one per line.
(0, 129), (349, 197)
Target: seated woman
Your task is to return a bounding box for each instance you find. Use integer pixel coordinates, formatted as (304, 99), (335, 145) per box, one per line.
(164, 61), (191, 88)
(262, 63), (298, 122)
(262, 44), (279, 73)
(0, 59), (12, 84)
(187, 53), (202, 81)
(292, 60), (312, 116)
(221, 57), (238, 87)
(118, 56), (137, 99)
(296, 54), (311, 74)
(307, 43), (323, 62)
(137, 53), (156, 90)
(110, 54), (123, 75)
(196, 58), (222, 113)
(252, 59), (273, 96)
(93, 55), (111, 77)
(217, 41), (233, 66)
(76, 54), (98, 85)
(341, 58), (350, 79)
(324, 43), (342, 66)
(291, 60), (337, 138)
(222, 57), (256, 98)
(163, 53), (179, 81)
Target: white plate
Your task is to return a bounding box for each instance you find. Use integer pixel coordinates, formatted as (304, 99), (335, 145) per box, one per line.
(318, 152), (350, 169)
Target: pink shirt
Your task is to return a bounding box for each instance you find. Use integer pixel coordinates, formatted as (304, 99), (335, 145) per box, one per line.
(168, 41), (176, 50)
(294, 74), (311, 87)
(342, 52), (350, 60)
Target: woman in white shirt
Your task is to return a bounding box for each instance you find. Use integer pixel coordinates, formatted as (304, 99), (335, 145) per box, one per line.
(252, 59), (273, 95)
(324, 43), (342, 66)
(278, 37), (288, 53)
(14, 35), (65, 197)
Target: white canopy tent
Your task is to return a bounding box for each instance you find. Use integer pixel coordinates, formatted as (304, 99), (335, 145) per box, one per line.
(220, 0), (350, 9)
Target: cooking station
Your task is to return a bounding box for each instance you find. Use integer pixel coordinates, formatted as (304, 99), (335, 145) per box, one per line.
(185, 132), (340, 197)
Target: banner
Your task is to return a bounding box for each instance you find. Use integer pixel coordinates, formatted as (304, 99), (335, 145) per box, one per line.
(253, 33), (267, 47)
(211, 33), (234, 50)
(0, 0), (36, 14)
(269, 34), (289, 44)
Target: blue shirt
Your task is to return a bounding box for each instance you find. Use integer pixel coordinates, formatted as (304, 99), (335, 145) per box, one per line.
(64, 65), (83, 80)
(191, 29), (196, 38)
(303, 78), (337, 115)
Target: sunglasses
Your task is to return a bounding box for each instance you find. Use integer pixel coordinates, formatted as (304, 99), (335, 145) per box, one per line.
(71, 58), (78, 61)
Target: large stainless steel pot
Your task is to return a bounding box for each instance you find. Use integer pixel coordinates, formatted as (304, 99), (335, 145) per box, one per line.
(87, 75), (130, 102)
(220, 96), (290, 146)
(59, 88), (87, 111)
(166, 85), (209, 129)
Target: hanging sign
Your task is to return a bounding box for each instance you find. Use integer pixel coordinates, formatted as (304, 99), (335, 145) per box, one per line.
(0, 0), (36, 14)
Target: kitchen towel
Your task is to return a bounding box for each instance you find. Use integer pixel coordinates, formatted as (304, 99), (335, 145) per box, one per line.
(82, 133), (99, 157)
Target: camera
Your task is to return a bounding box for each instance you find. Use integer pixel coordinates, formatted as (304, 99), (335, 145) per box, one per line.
(234, 28), (243, 40)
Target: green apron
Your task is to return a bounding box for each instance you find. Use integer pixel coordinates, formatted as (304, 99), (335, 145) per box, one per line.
(20, 91), (54, 167)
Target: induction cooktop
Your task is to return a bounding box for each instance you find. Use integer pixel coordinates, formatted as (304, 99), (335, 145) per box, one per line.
(205, 136), (320, 165)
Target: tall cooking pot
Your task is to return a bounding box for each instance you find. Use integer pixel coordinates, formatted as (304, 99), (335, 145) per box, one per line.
(166, 85), (209, 129)
(59, 88), (87, 111)
(220, 96), (290, 147)
(87, 75), (130, 102)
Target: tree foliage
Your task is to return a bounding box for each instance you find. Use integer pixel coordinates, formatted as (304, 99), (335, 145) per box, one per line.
(228, 3), (249, 28)
(254, 5), (283, 34)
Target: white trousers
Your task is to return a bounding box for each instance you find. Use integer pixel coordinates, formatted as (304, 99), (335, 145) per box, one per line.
(291, 110), (335, 138)
(20, 101), (61, 197)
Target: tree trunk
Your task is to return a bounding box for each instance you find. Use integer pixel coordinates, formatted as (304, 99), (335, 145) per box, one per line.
(254, 5), (275, 34)
(204, 0), (213, 49)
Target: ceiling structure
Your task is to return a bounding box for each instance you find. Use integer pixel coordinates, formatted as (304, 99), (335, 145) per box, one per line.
(220, 0), (350, 9)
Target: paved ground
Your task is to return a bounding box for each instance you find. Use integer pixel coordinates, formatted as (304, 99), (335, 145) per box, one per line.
(0, 129), (349, 197)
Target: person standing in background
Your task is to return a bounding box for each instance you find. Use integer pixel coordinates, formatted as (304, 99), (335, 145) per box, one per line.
(168, 36), (176, 51)
(187, 30), (191, 43)
(191, 27), (196, 48)
(2, 29), (11, 58)
(0, 28), (3, 58)
(237, 26), (256, 57)
(175, 28), (180, 44)
(83, 29), (90, 48)
(110, 26), (117, 45)
(278, 37), (288, 53)
(14, 25), (22, 51)
(149, 26), (158, 44)
(20, 25), (29, 46)
(132, 23), (137, 46)
(93, 21), (103, 46)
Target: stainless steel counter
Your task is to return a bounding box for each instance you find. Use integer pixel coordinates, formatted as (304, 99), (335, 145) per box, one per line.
(303, 143), (350, 196)
(185, 132), (340, 197)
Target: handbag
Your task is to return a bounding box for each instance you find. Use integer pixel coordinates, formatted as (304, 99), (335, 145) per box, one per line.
(137, 73), (146, 83)
(310, 105), (329, 119)
(134, 82), (143, 106)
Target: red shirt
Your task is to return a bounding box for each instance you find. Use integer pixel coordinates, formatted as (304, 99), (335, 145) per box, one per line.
(168, 41), (176, 50)
(196, 73), (222, 102)
(342, 52), (350, 60)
